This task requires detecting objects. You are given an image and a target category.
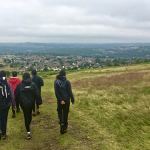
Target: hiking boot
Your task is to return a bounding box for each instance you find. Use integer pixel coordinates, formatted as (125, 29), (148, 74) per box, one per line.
(60, 123), (64, 134)
(0, 130), (2, 140)
(36, 110), (40, 115)
(64, 126), (67, 133)
(32, 112), (36, 116)
(26, 134), (31, 140)
(12, 114), (16, 118)
(2, 135), (7, 140)
(16, 108), (20, 113)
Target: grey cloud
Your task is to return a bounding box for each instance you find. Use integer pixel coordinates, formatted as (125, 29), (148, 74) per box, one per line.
(0, 0), (150, 43)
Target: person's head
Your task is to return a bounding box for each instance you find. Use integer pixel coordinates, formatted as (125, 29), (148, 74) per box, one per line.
(12, 71), (17, 77)
(0, 70), (6, 77)
(23, 73), (30, 80)
(59, 69), (66, 77)
(31, 70), (37, 76)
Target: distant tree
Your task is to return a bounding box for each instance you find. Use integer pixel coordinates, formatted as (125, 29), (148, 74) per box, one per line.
(114, 62), (119, 66)
(28, 66), (34, 71)
(72, 67), (78, 70)
(43, 67), (48, 71)
(26, 62), (29, 65)
(0, 64), (4, 68)
(46, 57), (50, 60)
(10, 64), (13, 68)
(143, 58), (148, 63)
(59, 59), (63, 66)
(3, 59), (6, 63)
(135, 58), (141, 64)
(11, 59), (14, 63)
(67, 60), (73, 65)
(106, 61), (112, 67)
(84, 62), (90, 68)
(6, 71), (10, 77)
(120, 59), (126, 65)
(3, 59), (11, 63)
(95, 58), (100, 63)
(112, 58), (118, 63)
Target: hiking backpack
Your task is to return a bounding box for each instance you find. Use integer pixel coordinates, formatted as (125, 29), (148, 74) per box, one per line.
(0, 77), (11, 109)
(59, 80), (70, 101)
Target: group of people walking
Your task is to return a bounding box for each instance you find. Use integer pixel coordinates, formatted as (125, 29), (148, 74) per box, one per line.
(0, 69), (74, 140)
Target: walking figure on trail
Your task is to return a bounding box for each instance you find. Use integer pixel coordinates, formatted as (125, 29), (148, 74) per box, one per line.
(8, 71), (21, 118)
(54, 69), (74, 134)
(0, 70), (16, 140)
(15, 73), (42, 140)
(31, 70), (44, 116)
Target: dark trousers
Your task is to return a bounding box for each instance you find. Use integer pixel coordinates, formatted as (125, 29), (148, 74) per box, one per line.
(22, 108), (32, 132)
(12, 107), (15, 115)
(12, 100), (19, 115)
(32, 102), (39, 112)
(33, 92), (41, 112)
(57, 104), (70, 127)
(0, 107), (10, 135)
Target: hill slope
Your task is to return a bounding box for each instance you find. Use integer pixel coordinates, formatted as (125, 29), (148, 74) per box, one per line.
(1, 64), (150, 149)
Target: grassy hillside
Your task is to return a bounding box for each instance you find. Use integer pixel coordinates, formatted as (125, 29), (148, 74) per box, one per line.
(1, 64), (150, 149)
(0, 59), (19, 72)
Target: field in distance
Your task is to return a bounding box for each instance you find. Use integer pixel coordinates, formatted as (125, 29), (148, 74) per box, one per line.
(0, 58), (19, 72)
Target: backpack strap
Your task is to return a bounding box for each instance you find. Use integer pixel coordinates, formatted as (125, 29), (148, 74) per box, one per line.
(0, 83), (7, 98)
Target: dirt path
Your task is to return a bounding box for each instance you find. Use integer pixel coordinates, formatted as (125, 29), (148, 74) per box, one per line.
(29, 95), (94, 150)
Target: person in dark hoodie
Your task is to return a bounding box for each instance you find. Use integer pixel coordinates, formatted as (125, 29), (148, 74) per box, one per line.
(54, 69), (74, 134)
(14, 73), (42, 140)
(0, 70), (16, 140)
(8, 71), (21, 118)
(31, 70), (44, 116)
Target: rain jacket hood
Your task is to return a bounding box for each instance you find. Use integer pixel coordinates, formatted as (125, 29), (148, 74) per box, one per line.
(8, 77), (20, 83)
(56, 76), (67, 88)
(22, 78), (32, 86)
(8, 77), (21, 97)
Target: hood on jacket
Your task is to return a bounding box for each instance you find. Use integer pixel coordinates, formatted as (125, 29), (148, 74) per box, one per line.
(22, 78), (32, 86)
(57, 76), (67, 88)
(8, 77), (20, 83)
(0, 77), (7, 85)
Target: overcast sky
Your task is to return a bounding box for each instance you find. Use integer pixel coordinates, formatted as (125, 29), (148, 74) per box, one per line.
(0, 0), (150, 43)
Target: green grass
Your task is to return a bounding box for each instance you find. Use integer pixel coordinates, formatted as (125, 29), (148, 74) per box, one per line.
(1, 64), (150, 149)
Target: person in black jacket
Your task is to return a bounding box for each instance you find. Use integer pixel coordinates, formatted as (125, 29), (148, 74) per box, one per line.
(54, 69), (74, 134)
(0, 70), (15, 140)
(15, 73), (42, 140)
(31, 70), (44, 116)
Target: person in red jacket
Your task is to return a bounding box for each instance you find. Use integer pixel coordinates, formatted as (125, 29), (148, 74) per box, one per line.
(8, 71), (21, 118)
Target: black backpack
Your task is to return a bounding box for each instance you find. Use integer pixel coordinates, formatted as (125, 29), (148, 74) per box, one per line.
(0, 77), (11, 109)
(59, 80), (69, 101)
(19, 82), (35, 109)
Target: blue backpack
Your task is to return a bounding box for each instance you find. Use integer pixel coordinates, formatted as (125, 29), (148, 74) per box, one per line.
(0, 77), (11, 109)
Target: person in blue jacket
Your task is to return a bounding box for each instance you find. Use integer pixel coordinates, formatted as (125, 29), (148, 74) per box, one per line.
(31, 70), (44, 116)
(54, 69), (74, 134)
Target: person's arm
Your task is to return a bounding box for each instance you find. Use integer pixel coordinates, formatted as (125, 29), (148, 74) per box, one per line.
(54, 81), (63, 104)
(34, 84), (42, 105)
(40, 77), (44, 86)
(8, 82), (16, 109)
(67, 81), (74, 104)
(14, 83), (20, 110)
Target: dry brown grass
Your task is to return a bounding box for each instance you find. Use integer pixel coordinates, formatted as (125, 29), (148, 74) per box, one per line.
(70, 69), (150, 149)
(0, 59), (19, 72)
(72, 71), (150, 92)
